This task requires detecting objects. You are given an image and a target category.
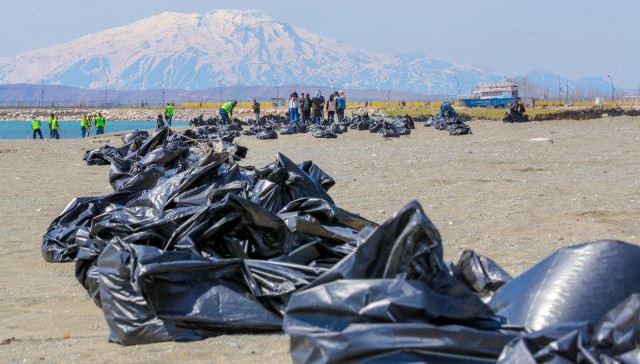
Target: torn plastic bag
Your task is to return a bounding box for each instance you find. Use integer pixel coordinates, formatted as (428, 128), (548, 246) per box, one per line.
(490, 240), (640, 331)
(297, 160), (335, 191)
(284, 279), (516, 364)
(251, 153), (334, 214)
(454, 249), (512, 298)
(256, 130), (278, 140)
(41, 192), (135, 262)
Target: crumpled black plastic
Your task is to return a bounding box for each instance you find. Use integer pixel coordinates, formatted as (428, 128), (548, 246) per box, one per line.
(454, 249), (512, 298)
(497, 294), (640, 363)
(284, 201), (514, 364)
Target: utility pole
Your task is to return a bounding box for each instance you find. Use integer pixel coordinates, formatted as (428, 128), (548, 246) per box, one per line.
(565, 79), (569, 104)
(162, 77), (166, 106)
(556, 76), (561, 106)
(384, 76), (390, 107)
(607, 75), (615, 102)
(104, 78), (109, 107)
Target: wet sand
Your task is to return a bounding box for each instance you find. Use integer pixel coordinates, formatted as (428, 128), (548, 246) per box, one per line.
(1, 117), (639, 363)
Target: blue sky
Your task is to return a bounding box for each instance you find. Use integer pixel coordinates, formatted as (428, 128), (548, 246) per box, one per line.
(2, 0), (638, 87)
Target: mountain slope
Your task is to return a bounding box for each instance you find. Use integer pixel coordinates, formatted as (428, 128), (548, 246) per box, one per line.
(0, 10), (498, 94)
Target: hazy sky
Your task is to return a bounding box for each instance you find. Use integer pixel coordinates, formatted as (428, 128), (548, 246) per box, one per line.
(1, 0), (638, 87)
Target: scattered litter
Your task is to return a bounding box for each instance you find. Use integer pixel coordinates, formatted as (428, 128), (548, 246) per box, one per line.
(40, 126), (640, 364)
(529, 137), (554, 143)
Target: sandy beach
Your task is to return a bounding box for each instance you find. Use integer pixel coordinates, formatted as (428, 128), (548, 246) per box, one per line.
(1, 117), (639, 363)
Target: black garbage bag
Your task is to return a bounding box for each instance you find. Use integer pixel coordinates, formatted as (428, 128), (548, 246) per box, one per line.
(284, 201), (513, 364)
(83, 145), (122, 166)
(312, 128), (337, 138)
(497, 294), (640, 363)
(285, 279), (517, 364)
(256, 130), (278, 140)
(490, 240), (640, 331)
(297, 160), (335, 191)
(368, 121), (382, 133)
(503, 112), (529, 123)
(280, 125), (297, 135)
(167, 194), (294, 259)
(397, 127), (411, 135)
(381, 128), (400, 138)
(122, 130), (149, 144)
(454, 249), (512, 298)
(277, 198), (374, 245)
(41, 192), (135, 262)
(449, 123), (472, 135)
(496, 322), (594, 364)
(251, 153), (334, 213)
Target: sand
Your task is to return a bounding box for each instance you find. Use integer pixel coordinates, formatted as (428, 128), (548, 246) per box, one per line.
(1, 117), (639, 363)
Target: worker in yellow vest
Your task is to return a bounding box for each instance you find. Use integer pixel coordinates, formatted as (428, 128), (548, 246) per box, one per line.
(80, 115), (90, 138)
(219, 101), (237, 125)
(95, 113), (106, 135)
(164, 103), (175, 126)
(47, 113), (55, 138)
(31, 117), (43, 140)
(49, 114), (60, 139)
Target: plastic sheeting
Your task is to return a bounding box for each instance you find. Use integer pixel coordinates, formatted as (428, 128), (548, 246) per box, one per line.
(490, 240), (640, 331)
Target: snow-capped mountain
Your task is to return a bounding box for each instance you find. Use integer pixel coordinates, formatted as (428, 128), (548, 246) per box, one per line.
(0, 10), (499, 94)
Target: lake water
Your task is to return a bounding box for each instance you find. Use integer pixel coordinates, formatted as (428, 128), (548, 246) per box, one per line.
(0, 120), (189, 139)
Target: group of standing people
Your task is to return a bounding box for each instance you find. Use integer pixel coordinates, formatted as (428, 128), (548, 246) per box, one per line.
(31, 114), (61, 140)
(287, 90), (347, 126)
(80, 113), (106, 138)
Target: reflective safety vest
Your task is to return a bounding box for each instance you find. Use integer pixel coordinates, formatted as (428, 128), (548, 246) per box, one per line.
(221, 102), (234, 115)
(165, 105), (174, 117)
(81, 117), (90, 127)
(50, 117), (60, 130)
(95, 116), (105, 127)
(31, 118), (41, 130)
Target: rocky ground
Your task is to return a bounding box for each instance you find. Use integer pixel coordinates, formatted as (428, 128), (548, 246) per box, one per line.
(1, 117), (639, 363)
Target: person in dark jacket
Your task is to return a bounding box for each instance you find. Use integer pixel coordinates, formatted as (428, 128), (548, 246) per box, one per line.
(156, 114), (165, 129)
(252, 99), (261, 124)
(311, 90), (325, 124)
(302, 93), (312, 124)
(511, 98), (526, 117)
(336, 90), (347, 121)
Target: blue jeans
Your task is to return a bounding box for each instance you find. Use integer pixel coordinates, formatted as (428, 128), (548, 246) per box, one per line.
(165, 115), (173, 126)
(96, 126), (104, 135)
(81, 126), (86, 138)
(289, 108), (300, 125)
(219, 109), (230, 125)
(52, 130), (60, 139)
(32, 129), (43, 139)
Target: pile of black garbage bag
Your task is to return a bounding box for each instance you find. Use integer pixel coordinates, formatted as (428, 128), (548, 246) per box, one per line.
(426, 115), (473, 135)
(46, 127), (640, 363)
